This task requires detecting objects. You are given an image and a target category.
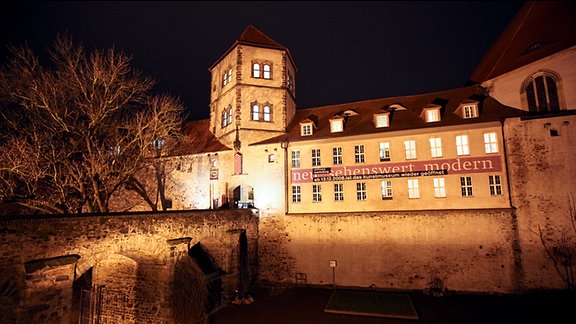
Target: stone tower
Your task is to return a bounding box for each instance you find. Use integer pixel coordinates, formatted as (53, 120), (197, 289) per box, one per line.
(208, 25), (297, 149)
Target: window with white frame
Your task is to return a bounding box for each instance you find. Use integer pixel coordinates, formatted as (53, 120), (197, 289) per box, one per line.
(287, 73), (294, 93)
(460, 176), (473, 196)
(522, 71), (561, 113)
(333, 147), (342, 165)
(252, 104), (260, 121)
(355, 145), (365, 163)
(334, 183), (344, 201)
(292, 185), (301, 203)
(312, 149), (321, 166)
(313, 184), (322, 202)
(429, 137), (442, 158)
(263, 64), (271, 79)
(251, 103), (272, 122)
(356, 182), (367, 201)
(330, 119), (343, 133)
(408, 179), (420, 199)
(404, 140), (417, 160)
(489, 175), (502, 196)
(463, 104), (478, 118)
(374, 113), (389, 128)
(381, 181), (393, 199)
(484, 132), (498, 153)
(425, 108), (441, 122)
(222, 106), (233, 128)
(291, 150), (300, 168)
(433, 178), (446, 198)
(252, 63), (261, 78)
(221, 109), (228, 128)
(222, 68), (232, 87)
(380, 142), (391, 161)
(456, 135), (469, 156)
(263, 105), (271, 121)
(301, 123), (312, 136)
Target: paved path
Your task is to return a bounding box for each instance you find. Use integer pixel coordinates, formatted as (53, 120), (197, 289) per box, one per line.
(210, 286), (575, 323)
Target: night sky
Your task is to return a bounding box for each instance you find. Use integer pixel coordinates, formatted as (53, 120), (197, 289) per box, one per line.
(1, 1), (525, 121)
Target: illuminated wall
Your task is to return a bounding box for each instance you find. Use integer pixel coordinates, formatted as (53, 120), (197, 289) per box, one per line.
(286, 123), (511, 213)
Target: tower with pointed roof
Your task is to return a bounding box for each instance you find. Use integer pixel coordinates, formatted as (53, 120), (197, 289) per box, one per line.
(208, 25), (297, 149)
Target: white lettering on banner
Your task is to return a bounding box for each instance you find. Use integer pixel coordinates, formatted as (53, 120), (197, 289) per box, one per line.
(291, 155), (502, 183)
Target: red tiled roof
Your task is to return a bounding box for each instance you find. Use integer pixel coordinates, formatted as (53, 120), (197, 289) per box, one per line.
(209, 24), (297, 72)
(470, 1), (576, 84)
(170, 119), (231, 155)
(252, 86), (527, 146)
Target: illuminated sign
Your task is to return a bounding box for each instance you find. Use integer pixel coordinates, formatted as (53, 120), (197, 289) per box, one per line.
(291, 155), (501, 183)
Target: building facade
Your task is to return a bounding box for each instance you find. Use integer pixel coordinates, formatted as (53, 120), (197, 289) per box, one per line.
(129, 2), (575, 293)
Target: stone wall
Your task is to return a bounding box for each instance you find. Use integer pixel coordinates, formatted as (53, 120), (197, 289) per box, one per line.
(504, 114), (576, 290)
(0, 209), (259, 323)
(258, 209), (524, 294)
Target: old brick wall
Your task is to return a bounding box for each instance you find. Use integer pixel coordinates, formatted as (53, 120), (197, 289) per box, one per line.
(0, 209), (258, 323)
(258, 209), (523, 294)
(504, 115), (576, 290)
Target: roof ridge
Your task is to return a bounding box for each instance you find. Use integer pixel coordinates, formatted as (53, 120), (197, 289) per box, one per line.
(237, 24), (286, 49)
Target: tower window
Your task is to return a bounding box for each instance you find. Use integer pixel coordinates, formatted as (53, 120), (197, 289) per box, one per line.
(252, 61), (272, 79)
(263, 64), (271, 79)
(252, 63), (261, 78)
(251, 102), (272, 122)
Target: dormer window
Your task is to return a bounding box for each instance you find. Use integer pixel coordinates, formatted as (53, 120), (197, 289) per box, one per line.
(374, 113), (390, 128)
(330, 118), (344, 133)
(456, 100), (480, 119)
(463, 104), (478, 119)
(424, 107), (441, 123)
(299, 115), (317, 137)
(301, 123), (312, 136)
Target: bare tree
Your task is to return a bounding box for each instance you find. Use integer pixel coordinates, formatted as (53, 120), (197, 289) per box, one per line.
(0, 34), (186, 214)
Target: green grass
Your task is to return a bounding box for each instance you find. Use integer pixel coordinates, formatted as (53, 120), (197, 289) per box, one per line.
(324, 289), (419, 320)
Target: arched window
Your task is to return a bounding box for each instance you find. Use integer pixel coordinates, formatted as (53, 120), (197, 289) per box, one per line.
(221, 109), (227, 128)
(263, 64), (271, 79)
(263, 105), (271, 121)
(251, 104), (260, 121)
(252, 63), (261, 78)
(522, 71), (562, 113)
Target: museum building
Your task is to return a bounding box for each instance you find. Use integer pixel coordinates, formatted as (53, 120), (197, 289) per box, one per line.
(127, 2), (576, 293)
